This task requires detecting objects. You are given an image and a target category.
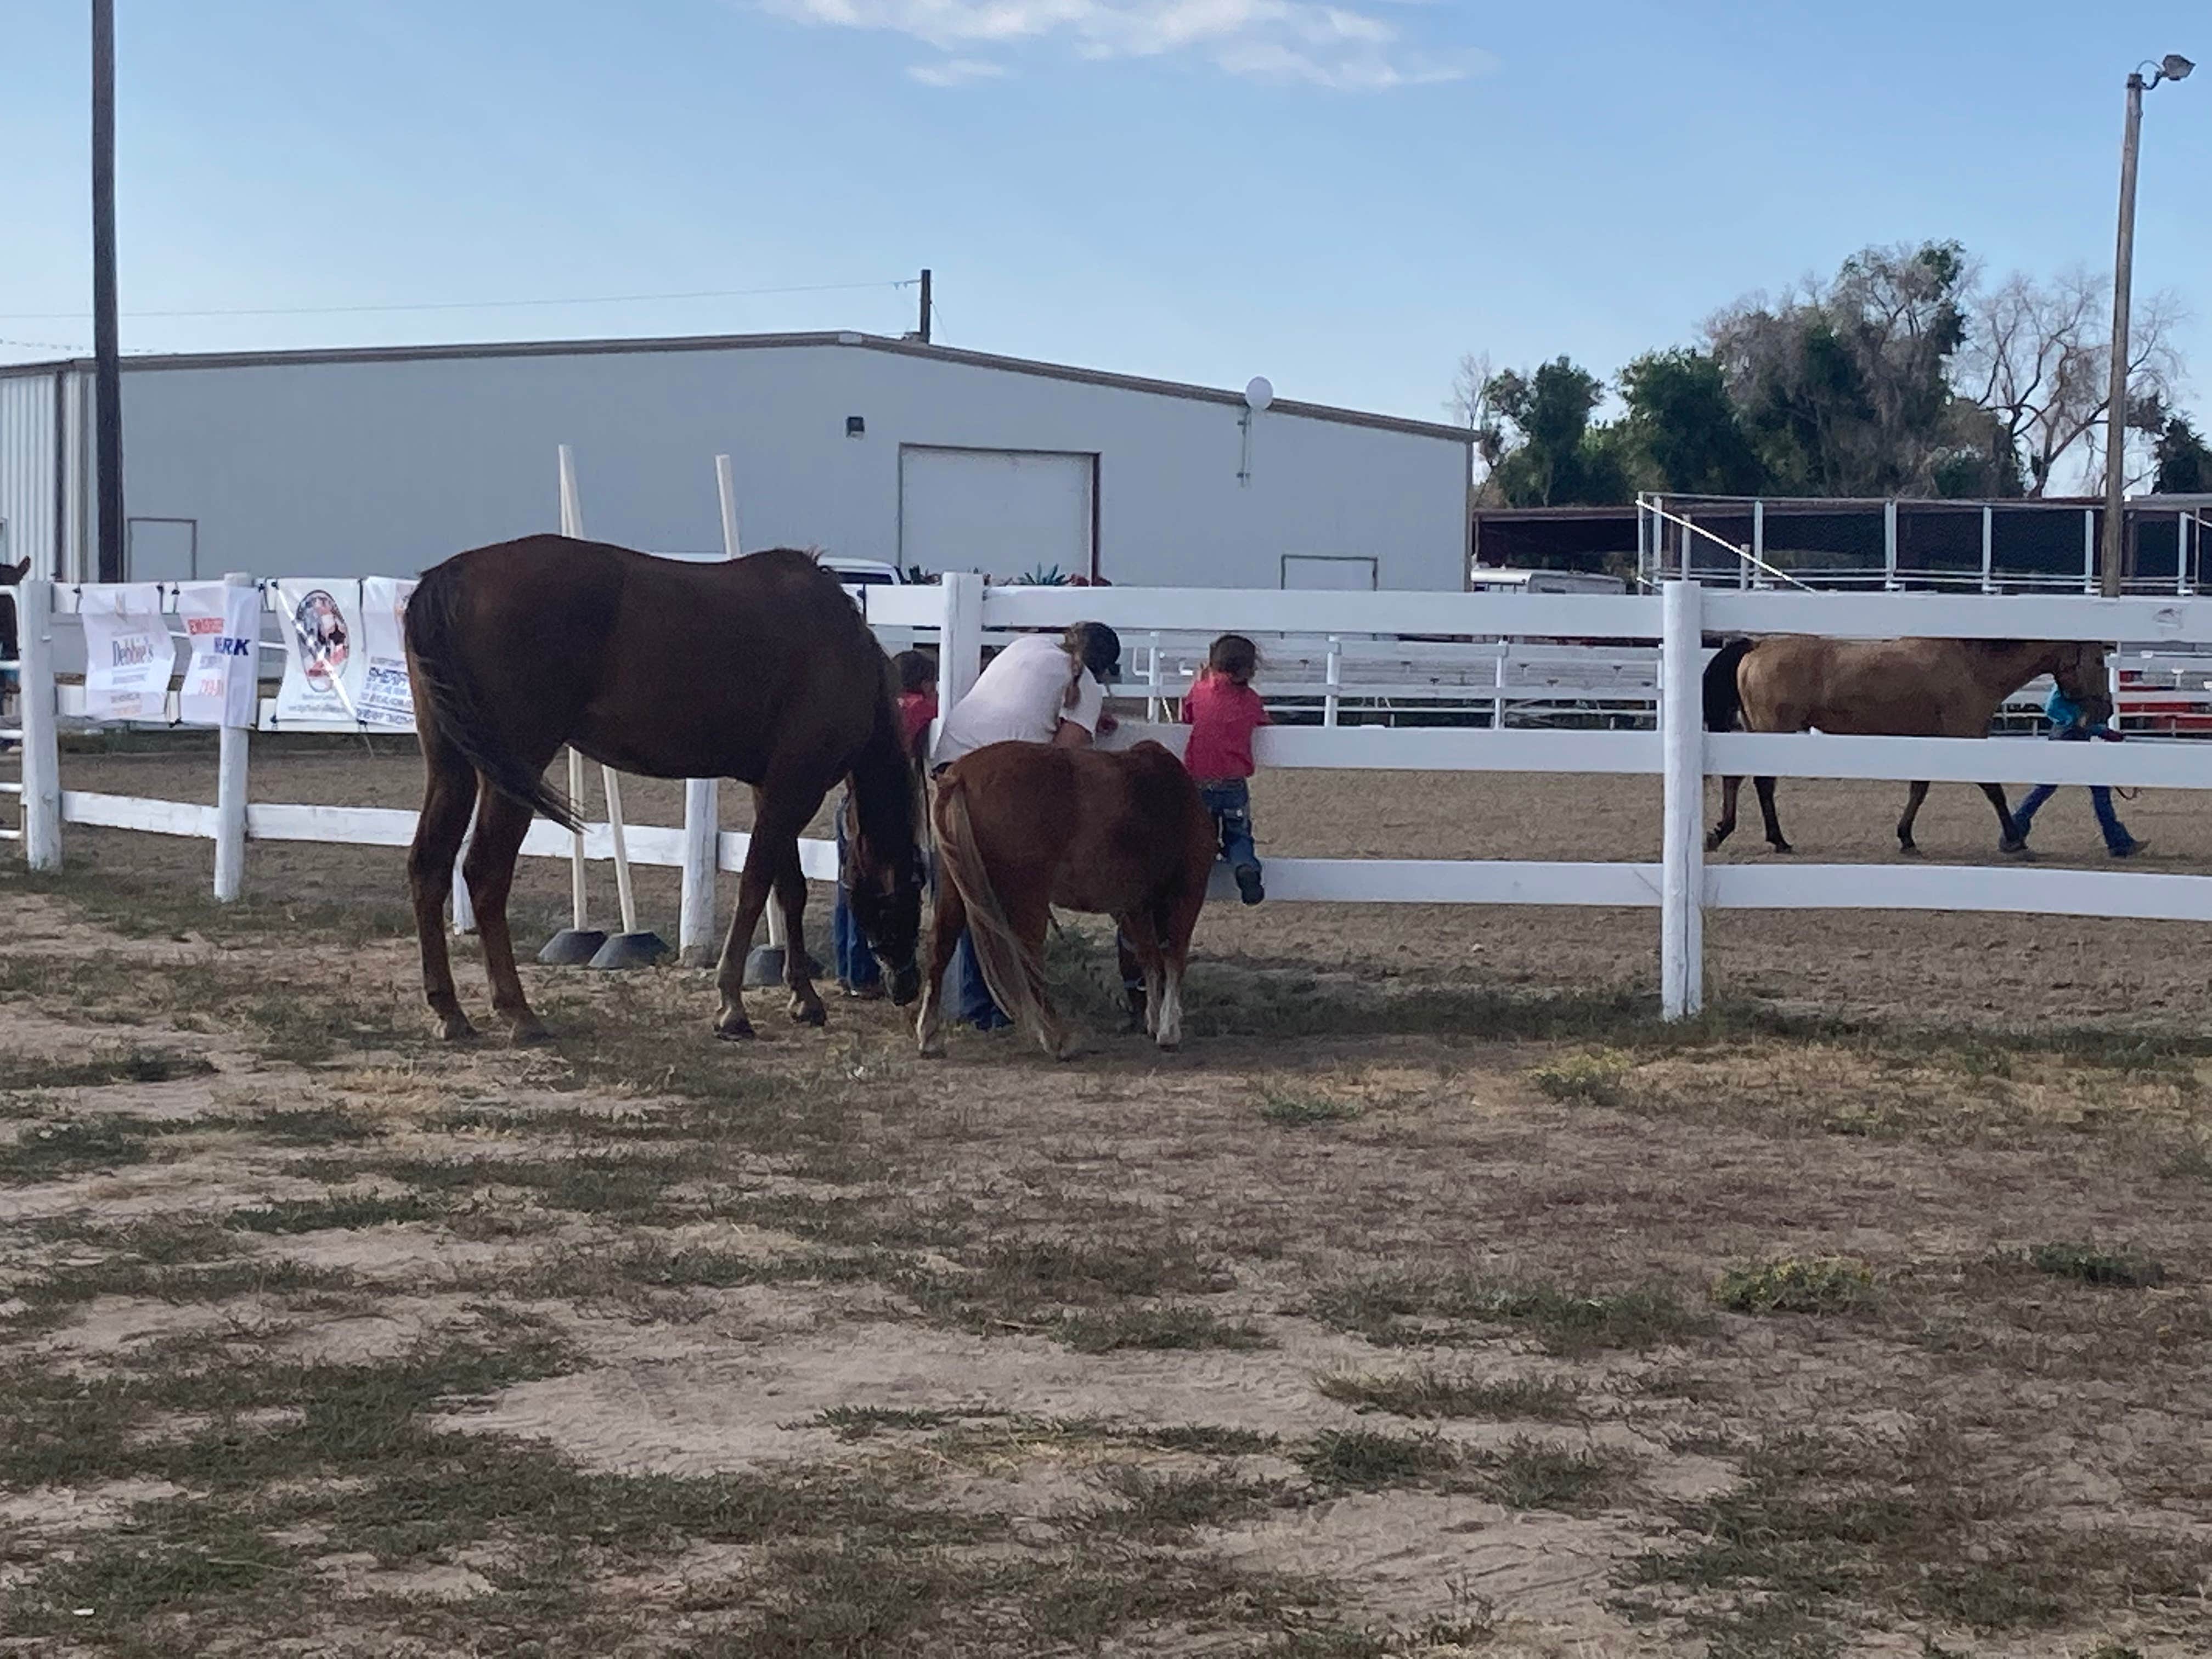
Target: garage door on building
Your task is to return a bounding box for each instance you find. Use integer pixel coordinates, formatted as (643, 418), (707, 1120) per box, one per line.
(899, 446), (1095, 582)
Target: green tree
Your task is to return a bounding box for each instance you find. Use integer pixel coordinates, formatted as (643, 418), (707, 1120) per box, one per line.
(1481, 358), (1632, 506)
(1708, 241), (1978, 496)
(2155, 413), (2212, 494)
(1617, 348), (1765, 495)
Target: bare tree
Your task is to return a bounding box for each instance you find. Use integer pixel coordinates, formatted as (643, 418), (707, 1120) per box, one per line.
(1449, 349), (1504, 501)
(1959, 268), (2186, 496)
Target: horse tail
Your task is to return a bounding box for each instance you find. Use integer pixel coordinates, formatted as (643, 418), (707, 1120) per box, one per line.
(1703, 637), (1754, 731)
(404, 558), (581, 831)
(934, 775), (1048, 1040)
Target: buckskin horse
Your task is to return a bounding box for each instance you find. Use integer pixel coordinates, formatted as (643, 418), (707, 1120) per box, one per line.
(1702, 635), (2113, 856)
(919, 739), (1217, 1060)
(403, 536), (924, 1042)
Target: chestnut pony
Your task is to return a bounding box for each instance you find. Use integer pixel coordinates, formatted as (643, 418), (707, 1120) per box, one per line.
(919, 740), (1216, 1059)
(403, 536), (924, 1043)
(1703, 635), (2112, 855)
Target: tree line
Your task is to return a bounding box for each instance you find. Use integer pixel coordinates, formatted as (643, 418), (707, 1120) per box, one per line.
(1458, 241), (2209, 507)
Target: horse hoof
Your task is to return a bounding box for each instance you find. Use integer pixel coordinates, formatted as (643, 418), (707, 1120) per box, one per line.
(438, 1015), (478, 1043)
(507, 1020), (553, 1046)
(1703, 833), (1725, 853)
(714, 1009), (757, 1041)
(918, 1035), (946, 1059)
(1768, 842), (1795, 856)
(789, 1000), (828, 1028)
(1898, 843), (1923, 857)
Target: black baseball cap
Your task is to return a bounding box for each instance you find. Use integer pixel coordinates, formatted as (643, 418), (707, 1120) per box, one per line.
(1073, 622), (1121, 682)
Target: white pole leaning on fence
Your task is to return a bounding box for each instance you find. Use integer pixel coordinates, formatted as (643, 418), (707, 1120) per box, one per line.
(939, 572), (985, 726)
(450, 804), (477, 934)
(557, 444), (590, 931)
(689, 455), (742, 958)
(211, 572), (254, 902)
(19, 579), (62, 871)
(1659, 579), (1705, 1020)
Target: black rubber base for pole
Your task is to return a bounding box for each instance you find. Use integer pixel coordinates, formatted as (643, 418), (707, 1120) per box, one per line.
(743, 945), (826, 988)
(536, 929), (607, 966)
(588, 931), (671, 970)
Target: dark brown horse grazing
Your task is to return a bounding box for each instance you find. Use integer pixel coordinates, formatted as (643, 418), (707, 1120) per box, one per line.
(1703, 635), (2113, 856)
(404, 536), (924, 1042)
(919, 740), (1216, 1059)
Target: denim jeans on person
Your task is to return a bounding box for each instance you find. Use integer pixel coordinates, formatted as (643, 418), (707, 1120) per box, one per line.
(2013, 726), (2136, 855)
(1198, 778), (1260, 875)
(830, 791), (881, 992)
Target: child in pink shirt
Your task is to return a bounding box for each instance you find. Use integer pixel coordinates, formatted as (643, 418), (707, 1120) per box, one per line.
(1181, 633), (1268, 904)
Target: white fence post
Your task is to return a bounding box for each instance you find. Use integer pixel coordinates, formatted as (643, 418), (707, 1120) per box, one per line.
(1324, 636), (1342, 727)
(939, 573), (984, 718)
(680, 776), (718, 966)
(211, 572), (253, 901)
(18, 579), (62, 871)
(1660, 580), (1705, 1019)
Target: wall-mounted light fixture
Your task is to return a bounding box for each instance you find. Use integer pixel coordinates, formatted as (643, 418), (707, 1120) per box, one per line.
(1237, 376), (1273, 486)
(845, 415), (866, 438)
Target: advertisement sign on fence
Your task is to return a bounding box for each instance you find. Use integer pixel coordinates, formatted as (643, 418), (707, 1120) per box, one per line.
(80, 584), (173, 720)
(176, 582), (262, 728)
(270, 579), (369, 727)
(359, 577), (417, 729)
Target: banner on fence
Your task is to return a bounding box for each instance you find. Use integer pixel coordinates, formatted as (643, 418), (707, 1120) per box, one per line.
(358, 577), (416, 729)
(270, 579), (369, 727)
(175, 582), (262, 727)
(80, 583), (172, 720)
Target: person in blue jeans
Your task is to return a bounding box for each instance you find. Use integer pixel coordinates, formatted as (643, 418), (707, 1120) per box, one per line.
(931, 622), (1124, 1031)
(2013, 681), (2144, 859)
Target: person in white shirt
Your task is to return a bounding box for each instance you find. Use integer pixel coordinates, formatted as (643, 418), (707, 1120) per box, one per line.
(933, 623), (1119, 770)
(931, 622), (1121, 1029)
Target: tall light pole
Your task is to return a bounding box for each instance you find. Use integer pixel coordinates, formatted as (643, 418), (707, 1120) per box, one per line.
(91, 0), (125, 583)
(2100, 52), (2194, 597)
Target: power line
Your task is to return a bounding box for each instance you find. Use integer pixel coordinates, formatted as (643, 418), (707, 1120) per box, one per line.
(0, 276), (917, 323)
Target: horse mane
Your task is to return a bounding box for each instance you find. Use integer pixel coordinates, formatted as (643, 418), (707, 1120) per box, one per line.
(848, 659), (921, 865)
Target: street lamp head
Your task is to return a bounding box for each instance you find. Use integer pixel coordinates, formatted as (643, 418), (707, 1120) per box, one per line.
(2154, 52), (2194, 84)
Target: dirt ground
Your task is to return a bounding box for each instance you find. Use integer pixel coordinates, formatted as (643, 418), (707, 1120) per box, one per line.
(2, 741), (2209, 1655)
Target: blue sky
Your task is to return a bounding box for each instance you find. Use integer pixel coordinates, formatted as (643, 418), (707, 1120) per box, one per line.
(3, 1), (2205, 434)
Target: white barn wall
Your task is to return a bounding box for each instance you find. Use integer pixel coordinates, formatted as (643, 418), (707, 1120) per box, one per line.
(103, 338), (1466, 589)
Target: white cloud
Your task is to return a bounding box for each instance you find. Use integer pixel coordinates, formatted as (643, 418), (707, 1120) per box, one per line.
(908, 55), (1011, 83)
(765, 0), (1484, 90)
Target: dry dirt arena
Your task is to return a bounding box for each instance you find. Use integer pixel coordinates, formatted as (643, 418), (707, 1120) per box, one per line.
(3, 738), (2210, 1657)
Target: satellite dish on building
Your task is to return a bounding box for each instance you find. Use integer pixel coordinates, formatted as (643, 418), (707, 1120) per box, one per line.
(1244, 376), (1274, 413)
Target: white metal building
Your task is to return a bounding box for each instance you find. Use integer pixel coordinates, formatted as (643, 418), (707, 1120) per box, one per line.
(0, 331), (1473, 589)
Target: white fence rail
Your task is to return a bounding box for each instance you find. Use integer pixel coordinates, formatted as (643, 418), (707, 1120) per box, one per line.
(14, 571), (2212, 1020)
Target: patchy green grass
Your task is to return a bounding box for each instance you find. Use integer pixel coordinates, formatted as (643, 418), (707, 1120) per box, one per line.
(1712, 1256), (1876, 1316)
(1527, 1048), (1637, 1108)
(224, 1193), (439, 1234)
(1078, 1463), (1282, 1540)
(2025, 1242), (2167, 1289)
(1296, 1427), (1459, 1493)
(1058, 1304), (1274, 1354)
(1623, 1421), (2211, 1652)
(1481, 1437), (1638, 1514)
(0, 1047), (216, 1091)
(1316, 1367), (1583, 1422)
(242, 1105), (379, 1145)
(1312, 1268), (1699, 1356)
(1256, 1088), (1364, 1127)
(0, 1116), (174, 1181)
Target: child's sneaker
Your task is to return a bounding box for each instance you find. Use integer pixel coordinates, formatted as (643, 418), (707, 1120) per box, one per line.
(1234, 864), (1264, 905)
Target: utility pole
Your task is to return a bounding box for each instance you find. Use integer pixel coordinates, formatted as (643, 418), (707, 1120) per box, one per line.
(2100, 53), (2194, 596)
(917, 268), (932, 345)
(2100, 72), (2145, 597)
(92, 0), (125, 583)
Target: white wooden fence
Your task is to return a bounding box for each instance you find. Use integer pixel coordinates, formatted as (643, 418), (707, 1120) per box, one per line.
(15, 571), (2212, 1020)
